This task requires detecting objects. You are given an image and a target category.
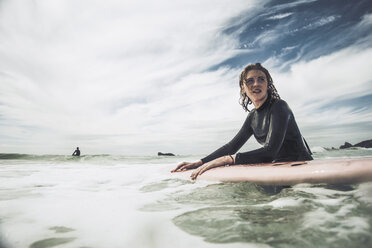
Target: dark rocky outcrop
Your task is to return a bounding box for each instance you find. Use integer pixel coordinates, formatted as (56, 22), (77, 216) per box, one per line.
(158, 152), (175, 156)
(339, 139), (372, 149)
(354, 139), (372, 148)
(340, 142), (353, 149)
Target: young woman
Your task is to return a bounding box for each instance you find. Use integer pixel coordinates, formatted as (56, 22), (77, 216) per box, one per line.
(172, 63), (313, 180)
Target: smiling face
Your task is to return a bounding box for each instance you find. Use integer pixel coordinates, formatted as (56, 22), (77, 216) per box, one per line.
(243, 69), (268, 108)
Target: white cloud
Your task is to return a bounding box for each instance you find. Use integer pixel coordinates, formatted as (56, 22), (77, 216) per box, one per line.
(0, 0), (371, 155)
(302, 15), (339, 30)
(356, 13), (372, 27)
(271, 45), (372, 147)
(267, 12), (293, 20)
(0, 0), (256, 154)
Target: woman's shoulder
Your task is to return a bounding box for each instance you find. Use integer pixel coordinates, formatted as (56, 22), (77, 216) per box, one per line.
(271, 99), (293, 113)
(273, 98), (288, 106)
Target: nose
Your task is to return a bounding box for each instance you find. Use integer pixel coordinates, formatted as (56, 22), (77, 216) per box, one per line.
(252, 79), (260, 86)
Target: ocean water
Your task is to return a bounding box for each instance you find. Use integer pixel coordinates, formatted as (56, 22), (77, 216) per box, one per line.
(1, 148), (372, 248)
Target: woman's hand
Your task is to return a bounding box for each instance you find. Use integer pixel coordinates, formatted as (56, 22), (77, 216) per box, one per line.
(171, 160), (203, 173)
(190, 155), (235, 180)
(190, 163), (214, 180)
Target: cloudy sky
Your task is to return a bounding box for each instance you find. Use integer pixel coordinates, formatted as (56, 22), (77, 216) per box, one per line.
(0, 0), (371, 155)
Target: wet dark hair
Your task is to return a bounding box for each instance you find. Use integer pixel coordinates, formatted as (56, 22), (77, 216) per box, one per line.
(239, 63), (280, 112)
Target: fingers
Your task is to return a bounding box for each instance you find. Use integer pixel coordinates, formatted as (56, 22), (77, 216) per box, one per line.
(190, 168), (200, 180)
(171, 162), (186, 173)
(171, 162), (193, 173)
(171, 161), (202, 174)
(190, 166), (207, 180)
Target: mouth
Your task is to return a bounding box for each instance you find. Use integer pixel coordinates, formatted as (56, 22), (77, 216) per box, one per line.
(252, 89), (262, 94)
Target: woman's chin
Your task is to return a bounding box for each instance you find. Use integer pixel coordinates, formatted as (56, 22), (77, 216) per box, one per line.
(252, 95), (265, 102)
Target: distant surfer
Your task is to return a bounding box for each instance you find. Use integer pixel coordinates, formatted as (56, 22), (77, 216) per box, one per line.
(171, 63), (313, 180)
(72, 147), (80, 156)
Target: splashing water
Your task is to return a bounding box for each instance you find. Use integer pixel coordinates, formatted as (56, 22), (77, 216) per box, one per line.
(0, 148), (372, 248)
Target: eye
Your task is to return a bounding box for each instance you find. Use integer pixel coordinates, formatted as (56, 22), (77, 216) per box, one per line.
(257, 77), (266, 83)
(246, 78), (254, 85)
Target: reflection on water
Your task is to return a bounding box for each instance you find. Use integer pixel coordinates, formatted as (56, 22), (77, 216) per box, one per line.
(173, 205), (311, 246)
(142, 180), (372, 248)
(140, 179), (193, 193)
(1, 152), (372, 248)
(48, 226), (75, 234)
(29, 237), (76, 248)
(143, 181), (292, 210)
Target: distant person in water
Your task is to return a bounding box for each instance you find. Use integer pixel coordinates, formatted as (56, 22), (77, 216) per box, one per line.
(72, 147), (80, 156)
(171, 63), (313, 180)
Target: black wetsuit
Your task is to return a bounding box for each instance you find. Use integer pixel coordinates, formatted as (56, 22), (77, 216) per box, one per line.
(72, 149), (80, 156)
(201, 96), (313, 165)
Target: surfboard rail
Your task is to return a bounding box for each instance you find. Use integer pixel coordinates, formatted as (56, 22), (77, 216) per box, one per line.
(174, 158), (372, 185)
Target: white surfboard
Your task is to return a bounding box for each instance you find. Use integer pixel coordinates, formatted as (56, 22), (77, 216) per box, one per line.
(174, 158), (372, 185)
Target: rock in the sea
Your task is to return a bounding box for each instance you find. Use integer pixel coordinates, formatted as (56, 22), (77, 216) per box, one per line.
(340, 142), (353, 149)
(353, 139), (372, 148)
(339, 139), (372, 149)
(158, 152), (175, 156)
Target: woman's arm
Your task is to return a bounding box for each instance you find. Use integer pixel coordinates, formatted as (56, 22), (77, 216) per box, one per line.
(171, 114), (252, 173)
(200, 114), (253, 164)
(191, 154), (235, 180)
